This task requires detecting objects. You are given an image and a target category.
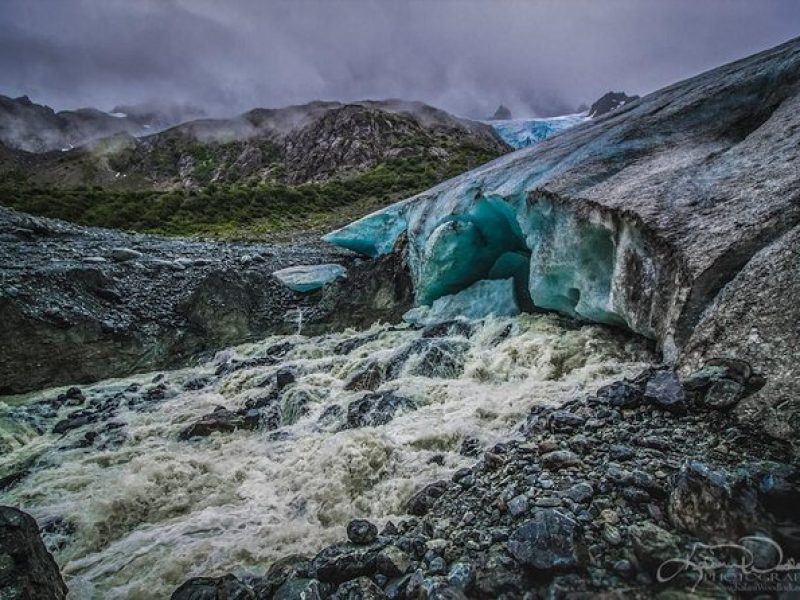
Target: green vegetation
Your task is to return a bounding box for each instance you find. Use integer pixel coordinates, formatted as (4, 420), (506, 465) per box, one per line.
(0, 144), (500, 239)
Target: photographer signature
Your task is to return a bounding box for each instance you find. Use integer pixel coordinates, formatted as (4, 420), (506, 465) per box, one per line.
(657, 536), (800, 592)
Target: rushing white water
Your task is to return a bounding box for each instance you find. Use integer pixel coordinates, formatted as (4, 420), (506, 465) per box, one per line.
(0, 315), (653, 599)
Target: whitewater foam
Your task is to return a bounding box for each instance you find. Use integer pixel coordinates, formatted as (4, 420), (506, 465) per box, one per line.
(0, 315), (652, 598)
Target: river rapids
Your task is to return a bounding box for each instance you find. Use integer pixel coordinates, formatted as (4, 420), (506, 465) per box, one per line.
(0, 315), (653, 598)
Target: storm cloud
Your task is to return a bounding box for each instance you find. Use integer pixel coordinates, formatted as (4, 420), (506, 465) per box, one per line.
(1, 0), (798, 118)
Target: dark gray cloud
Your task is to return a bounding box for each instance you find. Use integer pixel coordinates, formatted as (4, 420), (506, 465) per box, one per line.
(1, 0), (798, 118)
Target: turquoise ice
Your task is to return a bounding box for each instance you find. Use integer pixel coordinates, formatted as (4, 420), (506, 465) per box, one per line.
(403, 278), (520, 326)
(272, 264), (347, 293)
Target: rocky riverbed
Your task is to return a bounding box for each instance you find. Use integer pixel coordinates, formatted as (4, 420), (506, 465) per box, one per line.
(2, 314), (657, 598)
(0, 206), (412, 395)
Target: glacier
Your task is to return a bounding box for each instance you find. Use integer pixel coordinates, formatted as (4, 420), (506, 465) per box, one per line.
(272, 263), (347, 292)
(489, 113), (588, 149)
(321, 123), (662, 339)
(402, 278), (520, 326)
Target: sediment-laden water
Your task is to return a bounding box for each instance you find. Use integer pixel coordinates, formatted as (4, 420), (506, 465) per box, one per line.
(0, 315), (653, 599)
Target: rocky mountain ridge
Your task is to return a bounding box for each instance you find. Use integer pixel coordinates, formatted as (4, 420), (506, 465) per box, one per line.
(0, 94), (204, 153)
(0, 98), (508, 190)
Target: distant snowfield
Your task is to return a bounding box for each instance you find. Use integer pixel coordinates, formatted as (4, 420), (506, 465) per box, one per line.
(487, 112), (589, 149)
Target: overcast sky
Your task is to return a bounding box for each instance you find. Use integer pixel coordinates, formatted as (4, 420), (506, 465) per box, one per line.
(1, 0), (798, 118)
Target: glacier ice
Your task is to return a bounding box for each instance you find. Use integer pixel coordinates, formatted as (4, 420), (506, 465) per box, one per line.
(323, 173), (658, 338)
(403, 278), (520, 326)
(322, 206), (407, 257)
(272, 263), (346, 293)
(490, 114), (588, 149)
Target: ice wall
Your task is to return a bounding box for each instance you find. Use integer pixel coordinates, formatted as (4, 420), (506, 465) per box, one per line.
(324, 186), (660, 339)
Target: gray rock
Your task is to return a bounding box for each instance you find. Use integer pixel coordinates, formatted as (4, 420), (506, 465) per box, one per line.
(541, 450), (579, 469)
(330, 576), (385, 599)
(507, 495), (529, 517)
(446, 561), (475, 591)
(110, 247), (143, 262)
(644, 370), (686, 413)
(563, 482), (594, 503)
(406, 481), (449, 516)
(344, 392), (416, 429)
(374, 545), (412, 578)
(170, 574), (254, 600)
(347, 519), (378, 545)
(507, 509), (584, 571)
(274, 577), (323, 600)
(0, 506), (68, 600)
(629, 522), (680, 570)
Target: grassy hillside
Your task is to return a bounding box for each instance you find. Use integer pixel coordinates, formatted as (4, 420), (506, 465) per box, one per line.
(0, 143), (500, 239)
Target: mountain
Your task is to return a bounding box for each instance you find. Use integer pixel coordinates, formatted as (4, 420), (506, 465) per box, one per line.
(0, 95), (203, 152)
(0, 99), (509, 237)
(587, 90), (639, 117)
(489, 104), (512, 119)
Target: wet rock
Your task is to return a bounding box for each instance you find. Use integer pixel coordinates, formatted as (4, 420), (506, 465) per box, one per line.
(507, 509), (584, 571)
(344, 362), (385, 392)
(62, 386), (86, 406)
(548, 410), (586, 432)
(459, 437), (481, 457)
(446, 561), (475, 591)
(52, 411), (94, 434)
(273, 577), (325, 600)
(334, 333), (380, 356)
(406, 481), (449, 516)
(389, 338), (468, 379)
(420, 320), (473, 339)
(374, 545), (412, 578)
(178, 407), (260, 440)
(171, 574), (254, 599)
(312, 543), (377, 584)
(275, 368), (296, 390)
(643, 370), (686, 414)
(344, 392), (416, 429)
(253, 554), (312, 598)
(330, 576), (386, 599)
(0, 506), (68, 600)
(608, 445), (635, 461)
(347, 519), (378, 545)
(595, 381), (642, 409)
(701, 378), (744, 409)
(667, 460), (800, 547)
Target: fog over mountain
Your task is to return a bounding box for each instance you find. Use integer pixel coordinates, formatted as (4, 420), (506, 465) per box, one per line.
(1, 0), (799, 118)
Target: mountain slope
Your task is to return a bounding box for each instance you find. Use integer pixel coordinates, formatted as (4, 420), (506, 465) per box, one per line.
(0, 99), (509, 237)
(0, 95), (203, 153)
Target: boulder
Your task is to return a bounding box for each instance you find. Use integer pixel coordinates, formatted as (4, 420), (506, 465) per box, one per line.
(347, 519), (378, 545)
(507, 509), (584, 571)
(178, 407), (260, 440)
(330, 576), (386, 599)
(643, 370), (686, 414)
(344, 392), (416, 429)
(406, 481), (449, 516)
(0, 506), (68, 600)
